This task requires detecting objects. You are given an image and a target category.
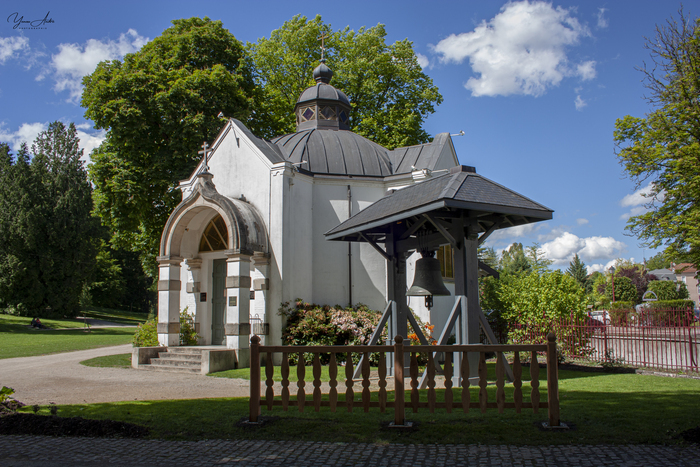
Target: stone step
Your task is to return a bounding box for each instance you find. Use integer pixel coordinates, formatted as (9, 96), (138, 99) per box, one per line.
(150, 358), (201, 369)
(168, 347), (202, 355)
(139, 364), (201, 374)
(158, 352), (202, 362)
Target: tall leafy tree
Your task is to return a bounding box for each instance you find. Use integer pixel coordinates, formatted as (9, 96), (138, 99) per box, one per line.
(500, 243), (532, 276)
(525, 242), (553, 274)
(82, 17), (255, 277)
(0, 123), (100, 317)
(247, 15), (443, 148)
(566, 253), (588, 288)
(614, 11), (700, 268)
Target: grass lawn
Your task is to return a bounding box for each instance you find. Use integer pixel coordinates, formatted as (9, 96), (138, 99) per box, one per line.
(0, 314), (134, 359)
(26, 364), (700, 445)
(80, 306), (151, 325)
(80, 353), (132, 368)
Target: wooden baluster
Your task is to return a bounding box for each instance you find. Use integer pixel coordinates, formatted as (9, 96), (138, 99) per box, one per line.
(530, 351), (540, 414)
(378, 353), (387, 413)
(410, 352), (419, 413)
(496, 351), (505, 414)
(427, 352), (436, 413)
(265, 351), (274, 411)
(513, 351), (523, 414)
(444, 352), (453, 414)
(281, 352), (290, 411)
(461, 352), (470, 413)
(345, 352), (354, 412)
(362, 352), (371, 412)
(329, 352), (338, 412)
(478, 352), (488, 414)
(313, 353), (322, 412)
(297, 352), (305, 412)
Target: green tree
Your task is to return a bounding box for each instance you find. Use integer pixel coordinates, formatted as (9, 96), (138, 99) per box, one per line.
(605, 275), (638, 304)
(614, 12), (700, 268)
(566, 253), (588, 288)
(247, 15), (443, 148)
(647, 280), (690, 300)
(0, 123), (100, 317)
(645, 251), (671, 270)
(82, 17), (255, 277)
(500, 243), (531, 276)
(525, 242), (553, 274)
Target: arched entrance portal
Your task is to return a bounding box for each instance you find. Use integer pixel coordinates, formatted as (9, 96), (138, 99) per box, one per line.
(157, 172), (269, 367)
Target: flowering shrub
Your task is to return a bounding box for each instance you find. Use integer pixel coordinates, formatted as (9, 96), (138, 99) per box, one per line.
(132, 318), (159, 347)
(279, 300), (385, 364)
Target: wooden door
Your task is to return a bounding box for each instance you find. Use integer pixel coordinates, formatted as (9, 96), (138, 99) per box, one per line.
(211, 259), (226, 345)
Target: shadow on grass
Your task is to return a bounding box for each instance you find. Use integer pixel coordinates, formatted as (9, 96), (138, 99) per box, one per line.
(51, 373), (700, 445)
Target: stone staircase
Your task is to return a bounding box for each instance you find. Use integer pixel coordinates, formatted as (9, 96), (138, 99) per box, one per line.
(139, 347), (204, 374)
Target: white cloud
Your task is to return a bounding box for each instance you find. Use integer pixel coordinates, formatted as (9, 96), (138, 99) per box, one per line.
(432, 1), (593, 97)
(574, 94), (587, 110)
(577, 60), (596, 80)
(0, 121), (105, 164)
(47, 29), (149, 103)
(0, 36), (29, 64)
(597, 8), (609, 29)
(576, 218), (589, 225)
(541, 231), (627, 266)
(587, 259), (617, 274)
(416, 52), (430, 69)
(487, 223), (538, 242)
(619, 182), (662, 220)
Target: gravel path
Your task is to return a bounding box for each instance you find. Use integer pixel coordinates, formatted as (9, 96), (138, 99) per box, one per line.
(0, 345), (249, 405)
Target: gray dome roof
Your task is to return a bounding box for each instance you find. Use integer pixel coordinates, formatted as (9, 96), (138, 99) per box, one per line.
(296, 83), (350, 107)
(273, 129), (392, 177)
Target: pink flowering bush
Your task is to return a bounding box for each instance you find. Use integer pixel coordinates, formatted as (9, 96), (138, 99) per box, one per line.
(279, 300), (385, 364)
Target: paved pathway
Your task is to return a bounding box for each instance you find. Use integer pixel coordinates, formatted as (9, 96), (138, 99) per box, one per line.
(0, 345), (249, 405)
(0, 436), (699, 466)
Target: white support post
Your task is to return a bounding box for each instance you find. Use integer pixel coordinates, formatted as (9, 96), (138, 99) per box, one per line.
(185, 258), (203, 340)
(252, 252), (270, 345)
(157, 256), (183, 346)
(226, 253), (252, 367)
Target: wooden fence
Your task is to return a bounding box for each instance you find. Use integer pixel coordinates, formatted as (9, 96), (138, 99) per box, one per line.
(249, 332), (561, 427)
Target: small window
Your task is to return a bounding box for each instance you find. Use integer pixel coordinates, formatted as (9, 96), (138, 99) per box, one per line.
(437, 245), (454, 279)
(199, 214), (228, 252)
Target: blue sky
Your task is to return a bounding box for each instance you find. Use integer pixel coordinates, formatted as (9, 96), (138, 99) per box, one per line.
(1, 0), (695, 272)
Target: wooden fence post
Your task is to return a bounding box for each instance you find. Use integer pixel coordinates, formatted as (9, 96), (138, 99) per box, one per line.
(546, 332), (560, 427)
(394, 335), (405, 426)
(249, 335), (261, 422)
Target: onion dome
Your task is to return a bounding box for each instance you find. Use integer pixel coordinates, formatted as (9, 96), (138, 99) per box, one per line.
(294, 61), (352, 131)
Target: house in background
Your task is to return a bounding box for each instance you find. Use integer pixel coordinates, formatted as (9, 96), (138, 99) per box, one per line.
(671, 263), (700, 309)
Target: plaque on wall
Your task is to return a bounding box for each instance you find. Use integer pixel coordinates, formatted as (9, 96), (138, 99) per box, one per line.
(229, 296), (237, 306)
(199, 292), (207, 302)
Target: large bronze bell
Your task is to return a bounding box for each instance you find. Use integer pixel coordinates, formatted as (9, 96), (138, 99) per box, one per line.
(407, 251), (451, 309)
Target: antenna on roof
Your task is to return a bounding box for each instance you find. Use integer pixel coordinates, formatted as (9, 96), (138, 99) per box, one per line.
(450, 130), (465, 137)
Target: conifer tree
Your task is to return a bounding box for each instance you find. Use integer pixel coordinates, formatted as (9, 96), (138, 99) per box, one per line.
(566, 253), (588, 288)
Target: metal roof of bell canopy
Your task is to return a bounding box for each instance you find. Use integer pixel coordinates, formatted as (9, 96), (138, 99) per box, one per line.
(325, 165), (553, 244)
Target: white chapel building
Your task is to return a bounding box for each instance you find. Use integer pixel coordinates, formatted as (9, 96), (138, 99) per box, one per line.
(156, 61), (462, 366)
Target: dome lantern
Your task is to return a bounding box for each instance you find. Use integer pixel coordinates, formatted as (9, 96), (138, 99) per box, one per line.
(294, 61), (351, 132)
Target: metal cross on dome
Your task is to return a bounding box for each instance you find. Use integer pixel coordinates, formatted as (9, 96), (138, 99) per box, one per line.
(198, 141), (211, 173)
(318, 32), (328, 61)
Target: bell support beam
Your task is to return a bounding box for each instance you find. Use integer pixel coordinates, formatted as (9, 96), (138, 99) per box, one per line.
(423, 213), (456, 247)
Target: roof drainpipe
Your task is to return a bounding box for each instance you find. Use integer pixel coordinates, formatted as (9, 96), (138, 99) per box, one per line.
(348, 184), (352, 307)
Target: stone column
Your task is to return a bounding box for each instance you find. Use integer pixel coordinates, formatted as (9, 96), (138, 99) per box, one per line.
(185, 258), (203, 340)
(157, 255), (182, 346)
(225, 252), (252, 367)
(252, 252), (270, 344)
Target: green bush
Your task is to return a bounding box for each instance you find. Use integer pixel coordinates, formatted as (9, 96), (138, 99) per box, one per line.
(638, 300), (695, 325)
(132, 318), (159, 347)
(609, 301), (634, 325)
(647, 280), (690, 301)
(179, 307), (199, 345)
(605, 276), (638, 303)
